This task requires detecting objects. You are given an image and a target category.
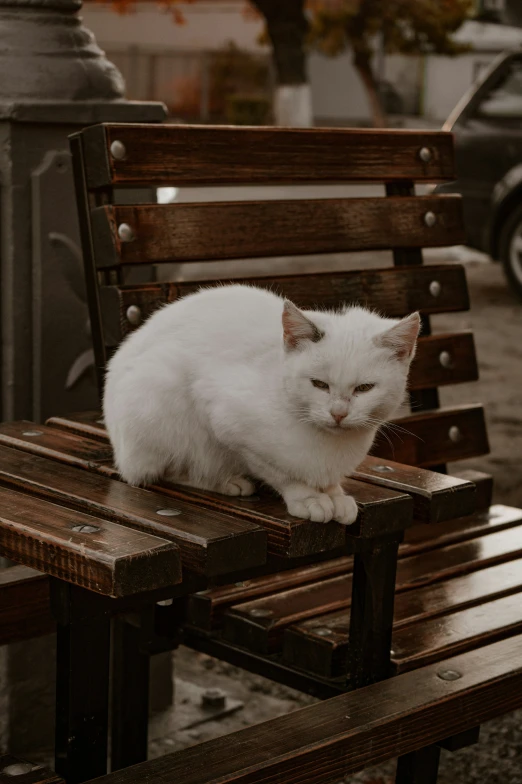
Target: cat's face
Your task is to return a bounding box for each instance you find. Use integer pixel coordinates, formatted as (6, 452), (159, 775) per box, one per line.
(282, 301), (420, 434)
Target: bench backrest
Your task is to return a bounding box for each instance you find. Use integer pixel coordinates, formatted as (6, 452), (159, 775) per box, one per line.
(70, 123), (488, 472)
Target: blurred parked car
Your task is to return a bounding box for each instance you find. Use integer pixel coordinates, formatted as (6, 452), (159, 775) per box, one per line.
(436, 50), (522, 299)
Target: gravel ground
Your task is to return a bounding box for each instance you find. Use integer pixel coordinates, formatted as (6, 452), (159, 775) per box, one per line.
(150, 253), (522, 783)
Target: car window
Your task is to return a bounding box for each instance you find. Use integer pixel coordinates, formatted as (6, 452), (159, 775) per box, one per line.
(475, 60), (522, 119)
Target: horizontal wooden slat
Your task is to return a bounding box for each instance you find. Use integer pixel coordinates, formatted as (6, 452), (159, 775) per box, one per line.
(283, 559), (522, 678)
(81, 123), (456, 189)
(1, 422), (413, 557)
(223, 521), (522, 655)
(0, 486), (181, 597)
(409, 332), (478, 390)
(100, 264), (471, 346)
(0, 565), (53, 646)
(392, 592), (522, 673)
(85, 635), (522, 784)
(372, 404), (490, 467)
(0, 445), (266, 577)
(91, 196), (464, 268)
(354, 455), (475, 523)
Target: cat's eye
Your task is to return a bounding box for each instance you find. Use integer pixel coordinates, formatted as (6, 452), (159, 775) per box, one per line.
(354, 383), (375, 393)
(311, 379), (330, 391)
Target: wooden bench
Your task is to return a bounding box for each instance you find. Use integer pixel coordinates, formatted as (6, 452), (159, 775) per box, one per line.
(0, 755), (63, 783)
(0, 122), (519, 782)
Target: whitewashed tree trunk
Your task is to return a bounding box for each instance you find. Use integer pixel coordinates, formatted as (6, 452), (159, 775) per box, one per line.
(274, 83), (313, 127)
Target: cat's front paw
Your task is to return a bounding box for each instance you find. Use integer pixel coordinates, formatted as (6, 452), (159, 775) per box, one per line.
(331, 492), (358, 525)
(286, 493), (335, 523)
(221, 476), (256, 497)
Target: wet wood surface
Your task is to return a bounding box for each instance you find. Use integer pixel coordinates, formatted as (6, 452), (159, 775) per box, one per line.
(83, 123), (457, 189)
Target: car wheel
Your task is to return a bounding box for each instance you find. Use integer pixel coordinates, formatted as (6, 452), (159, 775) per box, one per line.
(499, 203), (522, 300)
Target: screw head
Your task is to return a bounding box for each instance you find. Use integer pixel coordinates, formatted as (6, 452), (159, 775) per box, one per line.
(439, 350), (453, 368)
(315, 627), (333, 637)
(201, 688), (227, 710)
(424, 211), (437, 228)
(437, 669), (462, 681)
(72, 524), (100, 533)
(126, 305), (142, 326)
(249, 607), (273, 618)
(110, 140), (126, 160)
(373, 464), (394, 473)
(449, 425), (462, 443)
(2, 763), (38, 776)
(419, 146), (432, 163)
(118, 223), (135, 243)
(157, 598), (174, 607)
(22, 430), (43, 437)
(429, 280), (441, 297)
(156, 508), (181, 517)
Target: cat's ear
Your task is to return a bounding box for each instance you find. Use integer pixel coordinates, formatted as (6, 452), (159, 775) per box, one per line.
(375, 312), (421, 362)
(282, 301), (324, 351)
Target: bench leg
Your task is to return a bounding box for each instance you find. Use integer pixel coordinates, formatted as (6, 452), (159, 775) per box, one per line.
(348, 533), (401, 688)
(395, 745), (441, 784)
(111, 608), (153, 771)
(51, 580), (112, 784)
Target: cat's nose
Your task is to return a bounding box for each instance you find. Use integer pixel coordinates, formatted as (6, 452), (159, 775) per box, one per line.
(331, 412), (347, 425)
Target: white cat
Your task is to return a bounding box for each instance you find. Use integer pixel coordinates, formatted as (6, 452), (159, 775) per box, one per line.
(104, 284), (419, 525)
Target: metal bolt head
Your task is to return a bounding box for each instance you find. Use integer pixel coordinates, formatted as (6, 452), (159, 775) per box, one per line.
(118, 223), (135, 243)
(249, 607), (273, 619)
(315, 627), (333, 637)
(449, 425), (462, 443)
(126, 305), (142, 326)
(424, 211), (437, 228)
(437, 668), (462, 681)
(439, 351), (453, 368)
(2, 763), (38, 776)
(419, 146), (432, 163)
(373, 465), (394, 473)
(110, 140), (126, 160)
(72, 524), (100, 534)
(157, 598), (174, 607)
(429, 280), (441, 297)
(22, 430), (43, 437)
(201, 688), (227, 710)
(156, 508), (181, 517)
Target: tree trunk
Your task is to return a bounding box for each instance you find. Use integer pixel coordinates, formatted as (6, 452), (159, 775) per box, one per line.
(251, 0), (312, 127)
(353, 51), (387, 128)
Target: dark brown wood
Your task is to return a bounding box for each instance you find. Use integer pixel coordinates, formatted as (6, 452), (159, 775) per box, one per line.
(395, 745), (441, 784)
(372, 405), (490, 467)
(82, 634), (522, 784)
(0, 485), (181, 597)
(188, 556), (352, 631)
(100, 264), (470, 346)
(47, 412), (107, 442)
(438, 726), (480, 752)
(0, 444), (266, 577)
(409, 332), (478, 390)
(283, 557), (522, 678)
(392, 591), (522, 673)
(0, 566), (53, 646)
(91, 196), (464, 268)
(81, 123), (457, 189)
(0, 756), (64, 783)
(386, 181), (424, 267)
(451, 469), (493, 511)
(354, 455), (476, 523)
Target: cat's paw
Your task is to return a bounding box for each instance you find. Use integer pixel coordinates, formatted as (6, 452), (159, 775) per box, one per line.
(331, 493), (358, 525)
(221, 476), (256, 497)
(287, 493), (335, 523)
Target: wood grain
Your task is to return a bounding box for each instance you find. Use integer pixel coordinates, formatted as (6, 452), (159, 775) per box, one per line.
(283, 558), (522, 677)
(409, 332), (478, 390)
(100, 264), (471, 345)
(373, 405), (490, 467)
(83, 635), (522, 784)
(0, 485), (181, 597)
(91, 196), (464, 268)
(0, 566), (53, 646)
(0, 445), (266, 577)
(82, 123), (456, 189)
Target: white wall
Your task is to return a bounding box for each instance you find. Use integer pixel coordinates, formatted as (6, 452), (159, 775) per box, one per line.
(423, 53), (497, 122)
(81, 0), (264, 51)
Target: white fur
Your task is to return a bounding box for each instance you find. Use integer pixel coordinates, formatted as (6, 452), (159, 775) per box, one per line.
(103, 285), (419, 524)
